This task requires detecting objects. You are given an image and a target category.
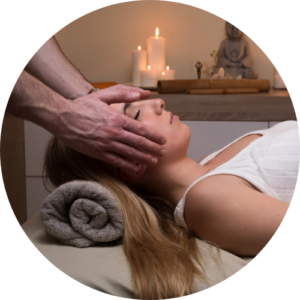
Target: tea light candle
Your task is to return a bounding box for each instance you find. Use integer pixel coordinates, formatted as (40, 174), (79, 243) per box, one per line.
(157, 71), (167, 81)
(132, 46), (147, 86)
(147, 28), (166, 75)
(141, 65), (157, 87)
(164, 66), (175, 80)
(158, 67), (175, 80)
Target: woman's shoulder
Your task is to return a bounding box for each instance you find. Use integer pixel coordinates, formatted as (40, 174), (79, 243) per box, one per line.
(184, 175), (237, 213)
(184, 175), (260, 222)
(186, 174), (234, 199)
(187, 174), (250, 197)
(184, 175), (289, 256)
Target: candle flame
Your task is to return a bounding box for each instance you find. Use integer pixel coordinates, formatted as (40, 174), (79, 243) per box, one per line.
(138, 46), (141, 50)
(148, 65), (151, 70)
(155, 27), (159, 37)
(166, 66), (169, 70)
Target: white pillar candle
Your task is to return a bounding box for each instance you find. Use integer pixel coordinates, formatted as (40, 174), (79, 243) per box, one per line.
(141, 65), (157, 87)
(164, 66), (175, 80)
(132, 46), (147, 86)
(147, 28), (166, 76)
(157, 71), (167, 81)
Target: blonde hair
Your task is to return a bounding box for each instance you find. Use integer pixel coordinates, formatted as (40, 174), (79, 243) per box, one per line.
(43, 137), (208, 299)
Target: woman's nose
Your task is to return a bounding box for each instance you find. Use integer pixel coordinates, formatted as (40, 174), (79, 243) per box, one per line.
(153, 99), (165, 114)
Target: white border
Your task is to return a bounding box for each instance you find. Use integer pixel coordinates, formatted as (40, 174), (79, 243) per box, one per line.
(1, 0), (299, 299)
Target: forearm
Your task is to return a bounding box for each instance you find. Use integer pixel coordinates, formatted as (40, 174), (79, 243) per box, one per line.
(25, 37), (93, 99)
(7, 70), (70, 134)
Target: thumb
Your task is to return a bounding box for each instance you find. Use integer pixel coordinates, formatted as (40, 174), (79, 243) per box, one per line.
(95, 89), (140, 104)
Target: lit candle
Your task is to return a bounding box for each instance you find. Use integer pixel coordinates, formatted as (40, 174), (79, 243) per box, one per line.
(157, 71), (166, 81)
(158, 66), (175, 81)
(132, 45), (147, 86)
(147, 28), (166, 76)
(164, 66), (175, 80)
(141, 65), (157, 87)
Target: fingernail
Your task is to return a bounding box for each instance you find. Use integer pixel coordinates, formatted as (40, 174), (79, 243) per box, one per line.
(131, 92), (140, 98)
(160, 149), (165, 156)
(150, 157), (158, 165)
(160, 137), (167, 144)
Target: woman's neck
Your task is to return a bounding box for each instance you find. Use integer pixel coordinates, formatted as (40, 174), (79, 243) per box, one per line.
(137, 156), (210, 209)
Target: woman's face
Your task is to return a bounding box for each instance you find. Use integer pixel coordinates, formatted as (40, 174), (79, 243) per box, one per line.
(110, 99), (191, 162)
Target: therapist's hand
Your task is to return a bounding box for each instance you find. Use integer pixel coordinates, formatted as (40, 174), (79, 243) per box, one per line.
(55, 85), (167, 175)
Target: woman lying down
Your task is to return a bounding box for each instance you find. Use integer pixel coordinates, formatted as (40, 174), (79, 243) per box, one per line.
(44, 98), (299, 299)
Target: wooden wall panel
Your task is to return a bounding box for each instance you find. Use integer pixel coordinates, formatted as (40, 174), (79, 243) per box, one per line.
(148, 90), (296, 121)
(0, 113), (27, 225)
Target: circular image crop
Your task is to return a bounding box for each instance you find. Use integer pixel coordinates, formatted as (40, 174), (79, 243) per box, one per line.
(1, 1), (299, 299)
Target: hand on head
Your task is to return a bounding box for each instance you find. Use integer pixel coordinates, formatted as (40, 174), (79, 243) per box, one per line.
(55, 85), (167, 175)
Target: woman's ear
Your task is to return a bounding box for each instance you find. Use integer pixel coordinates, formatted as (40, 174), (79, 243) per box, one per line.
(120, 163), (147, 180)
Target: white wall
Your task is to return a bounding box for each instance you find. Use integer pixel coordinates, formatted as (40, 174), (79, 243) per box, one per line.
(183, 121), (268, 162)
(55, 1), (275, 84)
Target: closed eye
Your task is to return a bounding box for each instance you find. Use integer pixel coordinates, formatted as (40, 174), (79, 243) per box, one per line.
(134, 109), (140, 120)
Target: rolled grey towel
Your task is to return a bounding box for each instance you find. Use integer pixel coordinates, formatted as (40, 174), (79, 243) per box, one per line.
(40, 181), (124, 248)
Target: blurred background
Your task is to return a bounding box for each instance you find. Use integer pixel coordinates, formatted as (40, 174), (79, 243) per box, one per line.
(55, 1), (274, 83)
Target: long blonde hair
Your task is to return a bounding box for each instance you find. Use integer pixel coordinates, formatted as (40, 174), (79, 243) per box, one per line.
(43, 137), (208, 299)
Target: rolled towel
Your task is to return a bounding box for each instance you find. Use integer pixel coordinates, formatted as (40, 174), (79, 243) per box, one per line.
(40, 181), (124, 248)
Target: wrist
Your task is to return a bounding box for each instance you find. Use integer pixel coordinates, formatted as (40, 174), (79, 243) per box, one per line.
(46, 97), (73, 137)
(68, 82), (94, 100)
(50, 88), (101, 139)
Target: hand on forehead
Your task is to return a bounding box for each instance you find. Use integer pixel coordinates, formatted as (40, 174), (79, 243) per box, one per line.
(110, 101), (141, 115)
(110, 102), (125, 114)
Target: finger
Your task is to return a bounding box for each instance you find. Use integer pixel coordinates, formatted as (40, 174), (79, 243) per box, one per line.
(139, 90), (151, 99)
(110, 141), (158, 166)
(122, 117), (167, 146)
(116, 128), (166, 158)
(114, 85), (151, 99)
(95, 89), (141, 104)
(101, 151), (139, 175)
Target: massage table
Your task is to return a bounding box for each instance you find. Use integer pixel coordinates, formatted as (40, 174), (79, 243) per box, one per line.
(22, 212), (252, 298)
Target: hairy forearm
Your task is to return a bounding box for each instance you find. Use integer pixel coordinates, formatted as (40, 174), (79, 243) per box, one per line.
(25, 37), (93, 99)
(7, 71), (70, 134)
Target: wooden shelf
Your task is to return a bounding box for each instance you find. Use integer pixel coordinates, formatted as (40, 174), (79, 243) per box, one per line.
(147, 89), (295, 121)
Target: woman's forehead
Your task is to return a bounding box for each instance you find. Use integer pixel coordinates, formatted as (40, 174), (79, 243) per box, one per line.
(111, 101), (141, 114)
(110, 103), (124, 114)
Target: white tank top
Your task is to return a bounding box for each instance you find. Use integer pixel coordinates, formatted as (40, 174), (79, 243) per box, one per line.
(174, 121), (300, 230)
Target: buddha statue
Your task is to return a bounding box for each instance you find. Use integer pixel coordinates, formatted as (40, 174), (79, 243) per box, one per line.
(213, 22), (258, 79)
